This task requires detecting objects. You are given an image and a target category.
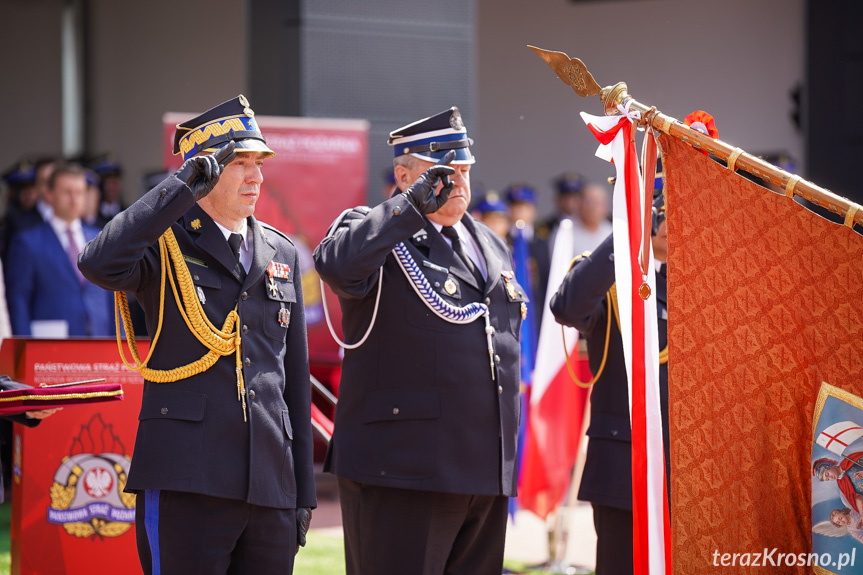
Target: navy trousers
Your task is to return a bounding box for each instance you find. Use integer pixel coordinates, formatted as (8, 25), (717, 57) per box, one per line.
(135, 490), (297, 575)
(338, 477), (508, 575)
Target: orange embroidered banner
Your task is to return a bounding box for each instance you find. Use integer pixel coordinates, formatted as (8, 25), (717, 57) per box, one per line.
(663, 133), (863, 574)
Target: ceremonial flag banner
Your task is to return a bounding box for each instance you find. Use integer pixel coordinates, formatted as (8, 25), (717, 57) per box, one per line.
(663, 133), (863, 574)
(582, 112), (669, 575)
(511, 226), (536, 519)
(519, 219), (588, 520)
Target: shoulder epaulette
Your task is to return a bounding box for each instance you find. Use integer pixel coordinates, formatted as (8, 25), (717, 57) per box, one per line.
(568, 250), (593, 271)
(258, 221), (295, 246)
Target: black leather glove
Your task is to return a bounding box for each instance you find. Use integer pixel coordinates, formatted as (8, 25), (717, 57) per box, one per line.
(401, 150), (456, 215)
(296, 507), (312, 552)
(174, 141), (237, 201)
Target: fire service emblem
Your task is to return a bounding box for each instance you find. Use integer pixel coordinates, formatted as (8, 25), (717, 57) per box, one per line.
(47, 414), (135, 538)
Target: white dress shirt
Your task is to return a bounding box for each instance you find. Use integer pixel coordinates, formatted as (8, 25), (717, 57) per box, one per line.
(213, 219), (254, 273)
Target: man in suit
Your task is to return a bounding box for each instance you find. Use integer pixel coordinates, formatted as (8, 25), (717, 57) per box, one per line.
(6, 162), (114, 337)
(314, 107), (525, 575)
(549, 189), (669, 575)
(79, 95), (315, 574)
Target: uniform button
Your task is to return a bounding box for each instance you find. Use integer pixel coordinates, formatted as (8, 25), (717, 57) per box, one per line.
(393, 206), (402, 216)
(248, 389), (256, 400)
(609, 253), (615, 262)
(434, 281), (440, 288)
(160, 189), (167, 198)
(244, 358), (251, 367)
(497, 385), (503, 395)
(380, 470), (386, 476)
(611, 429), (618, 436)
(241, 292), (249, 300)
(193, 275), (200, 281)
(484, 297), (491, 305)
(392, 407), (399, 415)
(160, 407), (168, 415)
(242, 325), (248, 334)
(494, 354), (501, 365)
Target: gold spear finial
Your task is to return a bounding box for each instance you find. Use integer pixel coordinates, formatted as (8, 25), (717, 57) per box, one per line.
(527, 45), (602, 98)
(528, 46), (631, 116)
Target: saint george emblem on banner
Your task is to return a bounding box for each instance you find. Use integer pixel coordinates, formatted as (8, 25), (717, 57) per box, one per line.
(811, 383), (863, 573)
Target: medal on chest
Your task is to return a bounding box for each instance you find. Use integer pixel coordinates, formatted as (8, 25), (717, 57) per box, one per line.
(266, 260), (291, 298)
(278, 306), (291, 328)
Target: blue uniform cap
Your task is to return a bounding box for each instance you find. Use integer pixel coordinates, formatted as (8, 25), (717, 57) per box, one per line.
(504, 184), (536, 205)
(388, 107), (475, 165)
(84, 169), (100, 188)
(89, 155), (122, 176)
(474, 193), (509, 215)
(2, 162), (36, 186)
(554, 172), (587, 195)
(173, 95), (274, 162)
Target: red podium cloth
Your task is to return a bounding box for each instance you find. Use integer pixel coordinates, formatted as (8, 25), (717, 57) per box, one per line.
(0, 383), (123, 415)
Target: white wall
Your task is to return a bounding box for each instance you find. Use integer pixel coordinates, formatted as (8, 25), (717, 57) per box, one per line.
(476, 0), (804, 217)
(2, 0), (804, 212)
(0, 0), (65, 164)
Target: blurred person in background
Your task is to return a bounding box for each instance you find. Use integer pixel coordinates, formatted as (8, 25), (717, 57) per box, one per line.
(81, 168), (104, 228)
(1, 161), (40, 259)
(504, 183), (550, 330)
(32, 157), (55, 223)
(6, 162), (113, 337)
(471, 191), (510, 240)
(570, 181), (612, 257)
(2, 159), (57, 256)
(381, 167), (398, 201)
(539, 171), (587, 253)
(89, 155), (126, 226)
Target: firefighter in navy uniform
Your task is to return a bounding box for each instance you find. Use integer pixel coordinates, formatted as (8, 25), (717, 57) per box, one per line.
(79, 95), (315, 575)
(314, 107), (525, 575)
(549, 184), (669, 575)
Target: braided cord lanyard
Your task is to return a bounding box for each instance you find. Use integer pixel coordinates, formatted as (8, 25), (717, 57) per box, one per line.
(323, 240), (497, 381)
(562, 283), (668, 388)
(114, 228), (248, 421)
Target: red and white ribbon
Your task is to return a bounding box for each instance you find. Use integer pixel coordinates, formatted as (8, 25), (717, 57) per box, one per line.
(581, 111), (670, 575)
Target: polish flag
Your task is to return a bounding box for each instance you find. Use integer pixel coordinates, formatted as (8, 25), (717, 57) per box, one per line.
(581, 110), (669, 575)
(519, 218), (589, 519)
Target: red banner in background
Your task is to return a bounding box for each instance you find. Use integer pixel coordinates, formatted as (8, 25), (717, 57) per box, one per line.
(162, 113), (369, 369)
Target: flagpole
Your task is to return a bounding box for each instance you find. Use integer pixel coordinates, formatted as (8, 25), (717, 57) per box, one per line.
(528, 46), (863, 229)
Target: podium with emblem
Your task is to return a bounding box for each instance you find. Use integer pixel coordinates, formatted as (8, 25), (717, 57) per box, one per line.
(0, 337), (145, 575)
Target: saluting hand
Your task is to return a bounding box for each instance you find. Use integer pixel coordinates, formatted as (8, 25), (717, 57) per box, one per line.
(401, 150), (456, 216)
(174, 141), (237, 201)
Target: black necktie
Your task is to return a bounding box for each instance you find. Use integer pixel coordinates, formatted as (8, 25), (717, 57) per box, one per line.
(659, 262), (667, 278)
(228, 233), (245, 278)
(441, 226), (484, 286)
